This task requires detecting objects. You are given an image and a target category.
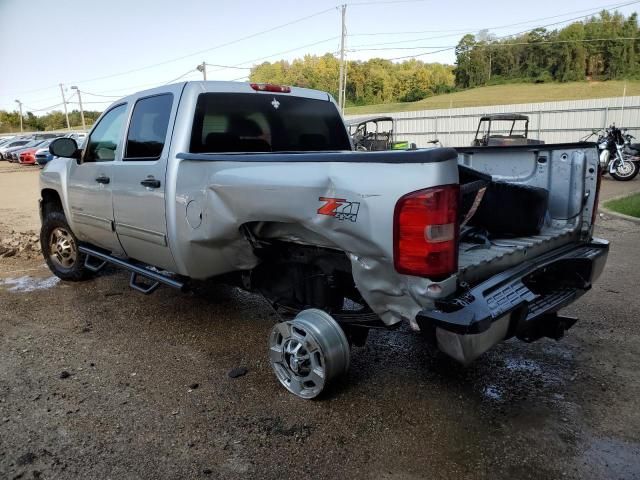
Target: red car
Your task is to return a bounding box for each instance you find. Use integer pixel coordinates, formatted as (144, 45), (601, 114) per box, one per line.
(19, 147), (39, 165)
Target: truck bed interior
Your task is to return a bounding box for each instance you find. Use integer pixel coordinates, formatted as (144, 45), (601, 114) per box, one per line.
(456, 144), (593, 284)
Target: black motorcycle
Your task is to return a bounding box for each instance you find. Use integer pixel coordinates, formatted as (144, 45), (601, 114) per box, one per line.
(584, 125), (640, 181)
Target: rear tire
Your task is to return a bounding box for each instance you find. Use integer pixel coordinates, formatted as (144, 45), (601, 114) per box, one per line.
(40, 211), (91, 281)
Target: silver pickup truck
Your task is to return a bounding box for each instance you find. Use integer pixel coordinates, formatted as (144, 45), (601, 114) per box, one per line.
(40, 81), (608, 399)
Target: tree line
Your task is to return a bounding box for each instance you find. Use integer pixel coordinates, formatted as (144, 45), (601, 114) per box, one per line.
(455, 11), (640, 88)
(0, 109), (100, 134)
(250, 54), (455, 106)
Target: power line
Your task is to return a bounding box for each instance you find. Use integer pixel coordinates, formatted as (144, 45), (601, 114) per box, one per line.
(205, 63), (251, 70)
(348, 0), (640, 37)
(348, 0), (640, 49)
(349, 36), (640, 52)
(163, 69), (199, 85)
(388, 46), (457, 60)
(64, 7), (336, 86)
(81, 91), (124, 98)
(73, 38), (338, 101)
(24, 102), (65, 112)
(208, 36), (340, 72)
(384, 2), (640, 60)
(347, 0), (430, 5)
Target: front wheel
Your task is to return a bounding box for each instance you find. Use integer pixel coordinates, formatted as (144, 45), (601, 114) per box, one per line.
(40, 211), (92, 281)
(610, 159), (639, 181)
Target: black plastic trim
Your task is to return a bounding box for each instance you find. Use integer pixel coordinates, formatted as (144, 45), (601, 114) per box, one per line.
(176, 148), (459, 164)
(416, 239), (609, 335)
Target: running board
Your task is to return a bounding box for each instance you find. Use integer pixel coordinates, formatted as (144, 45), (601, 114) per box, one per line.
(78, 245), (186, 294)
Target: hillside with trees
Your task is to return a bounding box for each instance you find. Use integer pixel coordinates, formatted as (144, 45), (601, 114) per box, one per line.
(454, 11), (640, 88)
(250, 54), (455, 106)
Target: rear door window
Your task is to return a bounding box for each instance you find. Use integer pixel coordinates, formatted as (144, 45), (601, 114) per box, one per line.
(190, 93), (351, 153)
(125, 94), (173, 160)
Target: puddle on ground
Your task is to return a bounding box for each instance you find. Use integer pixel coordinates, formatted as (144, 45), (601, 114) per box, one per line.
(482, 385), (503, 401)
(0, 275), (60, 292)
(504, 358), (542, 374)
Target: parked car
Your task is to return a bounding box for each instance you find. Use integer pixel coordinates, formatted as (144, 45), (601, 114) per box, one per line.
(33, 133), (64, 140)
(35, 146), (55, 167)
(20, 138), (58, 165)
(0, 136), (17, 148)
(66, 132), (87, 143)
(6, 139), (48, 163)
(41, 81), (607, 399)
(0, 139), (31, 160)
(36, 137), (80, 167)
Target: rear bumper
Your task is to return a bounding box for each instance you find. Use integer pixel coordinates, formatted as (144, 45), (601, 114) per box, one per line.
(416, 239), (609, 364)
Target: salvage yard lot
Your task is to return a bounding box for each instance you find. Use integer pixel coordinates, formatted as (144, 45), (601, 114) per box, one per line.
(1, 162), (640, 479)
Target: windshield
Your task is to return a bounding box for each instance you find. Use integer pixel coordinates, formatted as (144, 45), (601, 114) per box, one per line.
(485, 120), (527, 137)
(190, 93), (351, 153)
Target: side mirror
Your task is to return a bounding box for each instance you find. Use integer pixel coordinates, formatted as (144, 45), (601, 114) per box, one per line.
(50, 137), (80, 160)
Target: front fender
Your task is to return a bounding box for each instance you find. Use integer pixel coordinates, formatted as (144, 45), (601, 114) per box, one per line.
(39, 158), (75, 229)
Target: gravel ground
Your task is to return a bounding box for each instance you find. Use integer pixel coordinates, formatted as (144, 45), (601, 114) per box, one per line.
(0, 163), (639, 479)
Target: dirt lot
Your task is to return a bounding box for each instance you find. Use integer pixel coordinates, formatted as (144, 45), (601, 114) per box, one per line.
(1, 162), (639, 479)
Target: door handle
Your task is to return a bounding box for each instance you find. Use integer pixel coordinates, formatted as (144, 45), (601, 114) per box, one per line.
(140, 178), (161, 188)
(95, 175), (110, 184)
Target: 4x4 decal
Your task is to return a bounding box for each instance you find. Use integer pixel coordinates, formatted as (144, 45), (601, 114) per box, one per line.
(317, 197), (360, 222)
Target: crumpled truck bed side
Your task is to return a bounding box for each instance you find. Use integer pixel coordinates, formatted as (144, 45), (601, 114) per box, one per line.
(165, 150), (459, 327)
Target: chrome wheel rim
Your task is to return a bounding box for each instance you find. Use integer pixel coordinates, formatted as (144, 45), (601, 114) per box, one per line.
(49, 227), (77, 269)
(615, 160), (636, 178)
(269, 309), (350, 399)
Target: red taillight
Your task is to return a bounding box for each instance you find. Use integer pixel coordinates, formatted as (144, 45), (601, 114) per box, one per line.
(250, 83), (291, 93)
(393, 185), (459, 279)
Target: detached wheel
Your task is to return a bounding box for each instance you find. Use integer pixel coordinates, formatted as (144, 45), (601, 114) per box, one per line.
(268, 309), (350, 399)
(40, 211), (91, 281)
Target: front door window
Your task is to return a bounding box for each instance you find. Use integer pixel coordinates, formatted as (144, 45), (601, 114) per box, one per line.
(83, 104), (127, 163)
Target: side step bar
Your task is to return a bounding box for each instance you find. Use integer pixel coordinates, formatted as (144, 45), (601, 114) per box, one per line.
(78, 245), (186, 294)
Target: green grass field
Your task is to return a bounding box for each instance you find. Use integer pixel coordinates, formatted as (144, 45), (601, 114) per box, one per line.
(345, 81), (640, 115)
(605, 192), (640, 218)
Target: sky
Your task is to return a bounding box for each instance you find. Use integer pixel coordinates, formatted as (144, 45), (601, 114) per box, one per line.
(1, 0), (638, 114)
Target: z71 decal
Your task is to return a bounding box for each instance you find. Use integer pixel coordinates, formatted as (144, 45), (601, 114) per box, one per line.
(317, 197), (360, 222)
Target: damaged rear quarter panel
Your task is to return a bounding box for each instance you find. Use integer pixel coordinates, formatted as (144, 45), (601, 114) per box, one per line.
(170, 155), (459, 326)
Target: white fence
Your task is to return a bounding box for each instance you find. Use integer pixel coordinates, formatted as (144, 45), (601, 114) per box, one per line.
(345, 96), (640, 148)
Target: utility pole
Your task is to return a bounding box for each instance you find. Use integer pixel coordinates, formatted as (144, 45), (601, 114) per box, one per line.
(70, 86), (86, 131)
(197, 61), (207, 81)
(59, 83), (70, 131)
(337, 4), (347, 112)
(14, 99), (23, 133)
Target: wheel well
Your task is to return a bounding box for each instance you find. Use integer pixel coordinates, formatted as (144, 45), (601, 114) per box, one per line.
(41, 189), (64, 218)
